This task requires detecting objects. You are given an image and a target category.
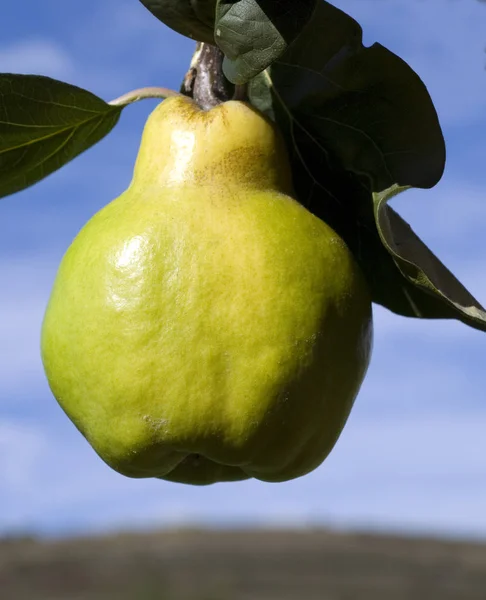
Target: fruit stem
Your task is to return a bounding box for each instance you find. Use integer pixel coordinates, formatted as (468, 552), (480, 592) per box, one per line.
(180, 42), (234, 110)
(233, 84), (249, 102)
(108, 87), (182, 107)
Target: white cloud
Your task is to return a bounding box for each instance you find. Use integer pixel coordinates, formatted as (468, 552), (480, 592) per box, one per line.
(356, 355), (482, 417)
(328, 414), (486, 479)
(0, 421), (48, 489)
(64, 0), (194, 99)
(0, 257), (54, 396)
(0, 1), (193, 103)
(0, 38), (74, 79)
(395, 182), (486, 241)
(0, 35), (127, 101)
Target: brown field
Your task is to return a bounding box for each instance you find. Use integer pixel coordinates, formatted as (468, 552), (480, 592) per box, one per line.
(2, 527), (486, 599)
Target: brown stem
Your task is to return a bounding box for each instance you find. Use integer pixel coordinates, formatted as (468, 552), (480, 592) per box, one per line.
(233, 84), (249, 102)
(180, 43), (235, 110)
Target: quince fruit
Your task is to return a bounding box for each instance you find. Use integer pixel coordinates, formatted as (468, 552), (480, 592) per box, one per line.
(41, 96), (373, 485)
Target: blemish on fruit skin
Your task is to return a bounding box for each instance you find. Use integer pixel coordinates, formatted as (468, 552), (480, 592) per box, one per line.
(142, 414), (169, 433)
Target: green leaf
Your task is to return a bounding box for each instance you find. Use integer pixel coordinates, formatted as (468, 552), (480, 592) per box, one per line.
(246, 86), (486, 332)
(138, 0), (217, 44)
(247, 2), (486, 331)
(374, 185), (486, 331)
(216, 0), (317, 85)
(139, 0), (316, 83)
(252, 0), (445, 191)
(0, 74), (122, 199)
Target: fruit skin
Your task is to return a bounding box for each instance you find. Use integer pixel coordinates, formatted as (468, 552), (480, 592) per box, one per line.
(41, 96), (373, 485)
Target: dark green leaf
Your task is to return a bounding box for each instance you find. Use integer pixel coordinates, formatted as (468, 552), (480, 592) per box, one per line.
(245, 2), (485, 330)
(139, 0), (316, 83)
(374, 185), (486, 331)
(249, 0), (445, 191)
(0, 74), (122, 199)
(217, 0), (317, 84)
(139, 0), (217, 43)
(247, 82), (486, 332)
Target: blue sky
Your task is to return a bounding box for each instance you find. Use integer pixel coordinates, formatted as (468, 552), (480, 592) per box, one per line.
(1, 0), (486, 540)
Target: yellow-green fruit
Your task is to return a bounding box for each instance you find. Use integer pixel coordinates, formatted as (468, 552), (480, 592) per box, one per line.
(41, 96), (373, 485)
